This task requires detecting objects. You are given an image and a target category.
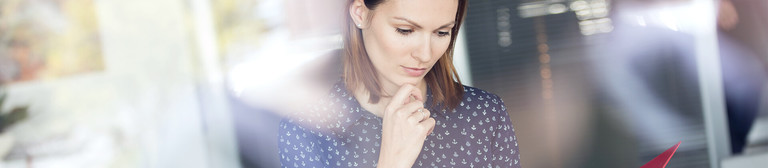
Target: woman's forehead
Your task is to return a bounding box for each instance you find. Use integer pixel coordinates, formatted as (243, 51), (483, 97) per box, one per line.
(375, 0), (459, 27)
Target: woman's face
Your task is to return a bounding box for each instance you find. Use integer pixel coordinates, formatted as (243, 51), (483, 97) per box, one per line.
(359, 0), (458, 91)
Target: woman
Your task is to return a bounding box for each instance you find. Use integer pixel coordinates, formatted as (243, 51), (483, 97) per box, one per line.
(278, 0), (522, 167)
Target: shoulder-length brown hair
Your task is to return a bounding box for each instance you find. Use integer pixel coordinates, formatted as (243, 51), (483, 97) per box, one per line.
(342, 0), (468, 111)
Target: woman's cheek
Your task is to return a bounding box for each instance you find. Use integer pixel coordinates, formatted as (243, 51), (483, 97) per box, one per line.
(393, 38), (419, 60)
(432, 40), (450, 59)
(383, 32), (407, 57)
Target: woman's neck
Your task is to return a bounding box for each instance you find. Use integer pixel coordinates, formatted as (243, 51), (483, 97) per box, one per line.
(353, 80), (428, 118)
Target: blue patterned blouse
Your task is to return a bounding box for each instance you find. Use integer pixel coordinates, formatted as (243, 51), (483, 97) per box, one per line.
(278, 81), (522, 168)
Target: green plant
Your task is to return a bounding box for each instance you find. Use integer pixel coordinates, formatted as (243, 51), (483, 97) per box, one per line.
(0, 88), (28, 133)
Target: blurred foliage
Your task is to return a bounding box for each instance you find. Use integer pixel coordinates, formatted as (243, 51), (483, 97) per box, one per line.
(0, 88), (28, 133)
(212, 0), (267, 61)
(0, 0), (103, 83)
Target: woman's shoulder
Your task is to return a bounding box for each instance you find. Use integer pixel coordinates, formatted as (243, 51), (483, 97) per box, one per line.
(452, 85), (507, 116)
(461, 85), (497, 97)
(459, 85), (505, 105)
(278, 80), (357, 134)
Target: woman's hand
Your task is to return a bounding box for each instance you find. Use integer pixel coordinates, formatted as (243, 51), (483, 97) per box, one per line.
(377, 84), (436, 168)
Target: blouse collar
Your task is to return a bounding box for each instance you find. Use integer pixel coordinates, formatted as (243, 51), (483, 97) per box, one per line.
(334, 80), (435, 128)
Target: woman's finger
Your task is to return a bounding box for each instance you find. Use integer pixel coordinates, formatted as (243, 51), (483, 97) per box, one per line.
(385, 84), (416, 114)
(406, 108), (431, 124)
(419, 117), (436, 138)
(407, 86), (423, 103)
(398, 100), (424, 117)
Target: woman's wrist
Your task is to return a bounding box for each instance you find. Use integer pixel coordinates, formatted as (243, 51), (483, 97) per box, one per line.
(377, 154), (413, 168)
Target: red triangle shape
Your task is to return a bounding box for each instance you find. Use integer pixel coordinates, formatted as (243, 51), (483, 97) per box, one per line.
(640, 141), (682, 168)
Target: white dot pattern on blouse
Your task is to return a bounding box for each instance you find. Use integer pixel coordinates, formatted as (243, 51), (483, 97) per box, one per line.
(278, 81), (521, 168)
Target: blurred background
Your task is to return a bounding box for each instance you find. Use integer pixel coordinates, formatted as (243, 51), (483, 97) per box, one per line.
(0, 0), (766, 168)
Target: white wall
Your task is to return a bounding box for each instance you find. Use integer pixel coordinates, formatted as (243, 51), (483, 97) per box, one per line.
(453, 23), (473, 86)
(1, 0), (235, 167)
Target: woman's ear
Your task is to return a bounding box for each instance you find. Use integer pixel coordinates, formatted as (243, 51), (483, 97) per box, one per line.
(349, 0), (368, 28)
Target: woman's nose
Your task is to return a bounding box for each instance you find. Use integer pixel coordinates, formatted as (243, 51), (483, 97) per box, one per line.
(411, 35), (432, 62)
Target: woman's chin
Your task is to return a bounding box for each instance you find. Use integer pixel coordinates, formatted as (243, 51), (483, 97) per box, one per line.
(396, 78), (425, 87)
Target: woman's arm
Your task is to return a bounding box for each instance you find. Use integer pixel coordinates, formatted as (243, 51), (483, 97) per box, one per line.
(490, 95), (522, 168)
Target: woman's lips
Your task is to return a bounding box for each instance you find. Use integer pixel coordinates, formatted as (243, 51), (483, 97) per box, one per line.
(402, 66), (427, 77)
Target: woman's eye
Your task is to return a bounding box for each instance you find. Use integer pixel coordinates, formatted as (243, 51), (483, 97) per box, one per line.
(437, 31), (451, 37)
(396, 28), (413, 35)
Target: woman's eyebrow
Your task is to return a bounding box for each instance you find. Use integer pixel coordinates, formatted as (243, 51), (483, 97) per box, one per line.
(394, 16), (455, 30)
(437, 22), (456, 30)
(394, 17), (422, 29)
